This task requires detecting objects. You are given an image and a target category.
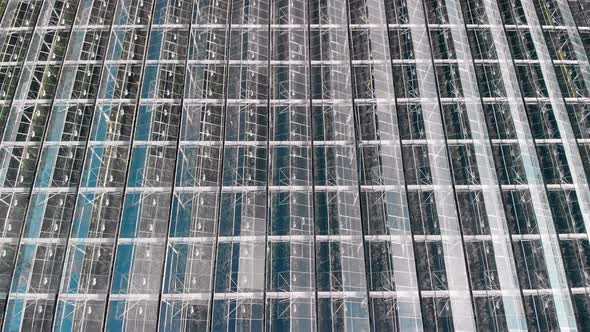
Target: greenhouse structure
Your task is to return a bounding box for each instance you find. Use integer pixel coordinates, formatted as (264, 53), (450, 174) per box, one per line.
(0, 0), (589, 330)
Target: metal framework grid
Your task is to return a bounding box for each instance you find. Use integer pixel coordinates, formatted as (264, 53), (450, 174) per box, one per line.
(0, 0), (588, 330)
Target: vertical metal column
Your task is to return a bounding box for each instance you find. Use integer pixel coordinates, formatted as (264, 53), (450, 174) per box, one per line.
(406, 0), (476, 329)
